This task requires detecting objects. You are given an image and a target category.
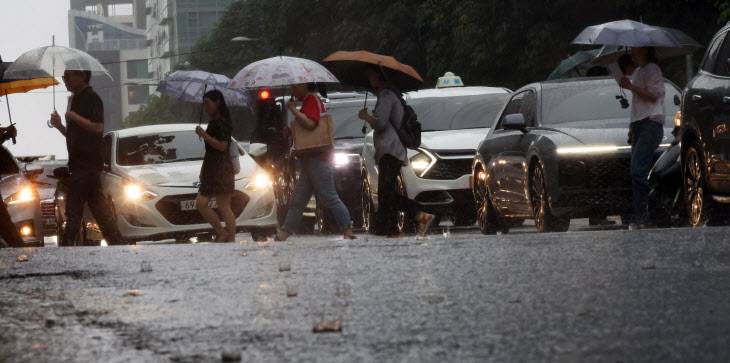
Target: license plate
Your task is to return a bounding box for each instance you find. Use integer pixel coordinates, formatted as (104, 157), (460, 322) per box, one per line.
(180, 199), (217, 211)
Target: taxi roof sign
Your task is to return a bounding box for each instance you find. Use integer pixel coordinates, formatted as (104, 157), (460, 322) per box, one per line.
(436, 72), (464, 88)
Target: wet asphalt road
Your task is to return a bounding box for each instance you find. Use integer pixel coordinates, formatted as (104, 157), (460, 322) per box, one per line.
(1, 222), (730, 362)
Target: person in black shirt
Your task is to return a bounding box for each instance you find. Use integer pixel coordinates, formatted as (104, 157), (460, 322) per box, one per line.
(50, 70), (124, 246)
(194, 90), (236, 242)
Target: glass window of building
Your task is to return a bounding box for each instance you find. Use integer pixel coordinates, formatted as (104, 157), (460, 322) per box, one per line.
(109, 3), (134, 16)
(128, 85), (150, 105)
(127, 60), (148, 79)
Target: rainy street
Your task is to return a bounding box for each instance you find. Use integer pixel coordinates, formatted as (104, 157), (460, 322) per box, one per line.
(2, 222), (729, 362)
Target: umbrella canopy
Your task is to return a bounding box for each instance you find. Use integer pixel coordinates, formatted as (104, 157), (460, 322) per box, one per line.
(0, 78), (59, 96)
(572, 20), (682, 48)
(3, 44), (111, 80)
(157, 70), (251, 107)
(322, 51), (424, 91)
(547, 49), (601, 80)
(592, 27), (703, 64)
(229, 56), (339, 89)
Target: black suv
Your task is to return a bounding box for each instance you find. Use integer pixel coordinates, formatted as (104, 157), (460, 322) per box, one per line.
(681, 22), (730, 226)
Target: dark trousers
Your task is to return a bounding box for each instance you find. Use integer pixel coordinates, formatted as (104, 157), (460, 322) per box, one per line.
(630, 118), (664, 224)
(62, 171), (124, 245)
(0, 195), (24, 248)
(375, 153), (425, 235)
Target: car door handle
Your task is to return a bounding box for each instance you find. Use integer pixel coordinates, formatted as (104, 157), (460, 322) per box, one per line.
(692, 94), (702, 103)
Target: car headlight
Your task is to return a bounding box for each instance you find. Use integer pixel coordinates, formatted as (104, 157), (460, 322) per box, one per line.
(409, 149), (436, 177)
(675, 110), (682, 127)
(4, 187), (36, 206)
(334, 153), (360, 167)
(246, 172), (272, 191)
(124, 185), (158, 201)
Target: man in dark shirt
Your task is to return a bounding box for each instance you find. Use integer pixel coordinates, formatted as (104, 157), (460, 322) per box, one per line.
(50, 70), (124, 246)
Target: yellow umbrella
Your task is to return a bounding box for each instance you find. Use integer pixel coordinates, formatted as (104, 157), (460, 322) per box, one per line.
(0, 77), (59, 96)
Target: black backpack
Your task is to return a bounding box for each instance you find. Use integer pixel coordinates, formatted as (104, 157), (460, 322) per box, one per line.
(387, 89), (421, 149)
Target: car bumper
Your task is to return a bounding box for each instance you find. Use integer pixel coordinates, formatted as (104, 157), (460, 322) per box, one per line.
(402, 166), (473, 217)
(112, 185), (277, 241)
(0, 201), (43, 247)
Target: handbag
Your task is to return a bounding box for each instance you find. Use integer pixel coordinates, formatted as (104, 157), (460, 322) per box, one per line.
(291, 94), (334, 156)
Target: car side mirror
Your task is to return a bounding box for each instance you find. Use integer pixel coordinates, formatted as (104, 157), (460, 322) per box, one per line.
(249, 143), (268, 157)
(674, 94), (681, 106)
(502, 113), (527, 133)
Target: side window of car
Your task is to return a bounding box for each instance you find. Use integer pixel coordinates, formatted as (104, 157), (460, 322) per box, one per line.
(496, 92), (526, 130)
(519, 90), (537, 127)
(712, 32), (730, 77)
(701, 31), (726, 74)
(102, 135), (112, 167)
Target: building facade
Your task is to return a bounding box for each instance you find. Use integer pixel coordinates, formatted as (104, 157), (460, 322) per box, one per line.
(68, 0), (151, 130)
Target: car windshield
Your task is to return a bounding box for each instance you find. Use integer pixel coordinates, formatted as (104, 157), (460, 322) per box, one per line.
(541, 82), (681, 127)
(408, 93), (511, 131)
(328, 104), (371, 139)
(117, 131), (207, 166)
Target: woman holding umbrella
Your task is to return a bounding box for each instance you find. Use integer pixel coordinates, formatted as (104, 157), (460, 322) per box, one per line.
(619, 47), (666, 228)
(357, 65), (435, 238)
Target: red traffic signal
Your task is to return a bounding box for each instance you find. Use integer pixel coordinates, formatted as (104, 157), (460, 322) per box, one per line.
(259, 90), (270, 100)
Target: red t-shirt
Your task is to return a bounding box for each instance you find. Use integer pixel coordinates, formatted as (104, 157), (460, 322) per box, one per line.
(297, 94), (333, 162)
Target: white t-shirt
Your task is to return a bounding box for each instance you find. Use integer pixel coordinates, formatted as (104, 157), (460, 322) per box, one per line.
(630, 63), (665, 124)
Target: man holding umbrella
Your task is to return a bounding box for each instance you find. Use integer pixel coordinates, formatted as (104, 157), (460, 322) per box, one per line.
(50, 70), (124, 245)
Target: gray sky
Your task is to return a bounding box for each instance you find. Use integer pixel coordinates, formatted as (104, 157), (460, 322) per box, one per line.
(1, 1), (71, 159)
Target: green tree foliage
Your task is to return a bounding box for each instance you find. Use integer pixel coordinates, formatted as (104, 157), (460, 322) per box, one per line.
(123, 94), (200, 129)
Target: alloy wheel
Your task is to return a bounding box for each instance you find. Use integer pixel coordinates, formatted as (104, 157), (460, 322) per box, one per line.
(396, 175), (406, 233)
(531, 166), (547, 231)
(685, 148), (704, 226)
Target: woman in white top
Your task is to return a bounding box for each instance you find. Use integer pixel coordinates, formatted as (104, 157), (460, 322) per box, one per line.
(617, 47), (665, 228)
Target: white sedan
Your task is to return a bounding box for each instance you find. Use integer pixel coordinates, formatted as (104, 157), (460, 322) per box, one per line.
(361, 87), (512, 233)
(64, 124), (277, 244)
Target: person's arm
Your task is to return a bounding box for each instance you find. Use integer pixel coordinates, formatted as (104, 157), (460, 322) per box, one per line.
(195, 126), (228, 152)
(287, 96), (318, 129)
(359, 90), (395, 131)
(621, 65), (662, 103)
(66, 111), (104, 134)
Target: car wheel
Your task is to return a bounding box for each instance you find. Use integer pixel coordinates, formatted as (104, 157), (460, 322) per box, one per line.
(396, 174), (415, 234)
(275, 172), (292, 227)
(475, 170), (499, 235)
(530, 163), (570, 233)
(315, 198), (338, 235)
(684, 145), (711, 227)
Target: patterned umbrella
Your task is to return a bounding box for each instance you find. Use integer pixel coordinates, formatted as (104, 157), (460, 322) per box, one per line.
(156, 70), (251, 107)
(229, 56), (339, 89)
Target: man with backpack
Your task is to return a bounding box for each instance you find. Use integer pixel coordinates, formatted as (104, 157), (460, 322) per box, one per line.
(358, 65), (435, 238)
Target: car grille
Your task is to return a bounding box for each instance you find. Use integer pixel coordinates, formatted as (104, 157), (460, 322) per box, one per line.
(41, 200), (57, 236)
(585, 157), (632, 188)
(155, 191), (250, 225)
(423, 159), (473, 180)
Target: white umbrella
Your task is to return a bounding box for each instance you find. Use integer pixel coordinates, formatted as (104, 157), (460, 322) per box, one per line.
(592, 27), (703, 64)
(229, 56), (339, 89)
(3, 37), (111, 110)
(156, 70), (251, 107)
(572, 20), (682, 48)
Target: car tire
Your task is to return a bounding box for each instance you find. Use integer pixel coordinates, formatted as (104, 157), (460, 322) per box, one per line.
(530, 163), (570, 233)
(361, 174), (377, 233)
(315, 198), (338, 235)
(396, 174), (415, 234)
(684, 144), (712, 227)
(474, 168), (501, 235)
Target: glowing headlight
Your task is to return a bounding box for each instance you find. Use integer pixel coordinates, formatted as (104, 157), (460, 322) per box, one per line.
(124, 185), (158, 200)
(334, 153), (360, 167)
(5, 187), (35, 205)
(409, 149), (436, 177)
(675, 110), (682, 127)
(246, 173), (272, 191)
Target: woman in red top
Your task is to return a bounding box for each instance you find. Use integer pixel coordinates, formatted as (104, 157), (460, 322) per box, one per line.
(276, 83), (356, 241)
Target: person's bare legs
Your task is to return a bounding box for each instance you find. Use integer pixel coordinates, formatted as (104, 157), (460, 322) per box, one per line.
(196, 193), (226, 242)
(216, 193), (236, 242)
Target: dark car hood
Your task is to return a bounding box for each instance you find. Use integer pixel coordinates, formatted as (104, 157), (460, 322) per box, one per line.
(538, 119), (674, 147)
(334, 138), (365, 154)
